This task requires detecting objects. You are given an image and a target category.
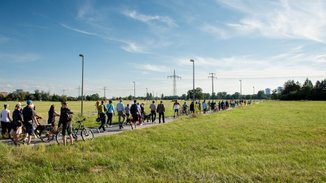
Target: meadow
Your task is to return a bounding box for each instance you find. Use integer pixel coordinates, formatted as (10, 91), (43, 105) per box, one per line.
(0, 101), (325, 182)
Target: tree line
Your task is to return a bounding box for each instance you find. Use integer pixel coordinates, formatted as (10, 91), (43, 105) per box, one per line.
(1, 78), (324, 101)
(272, 78), (326, 100)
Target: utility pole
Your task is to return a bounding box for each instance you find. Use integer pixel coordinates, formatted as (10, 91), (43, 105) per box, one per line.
(62, 89), (66, 96)
(133, 81), (136, 99)
(208, 73), (217, 98)
(167, 69), (181, 96)
(146, 88), (148, 100)
(239, 80), (242, 99)
(77, 86), (81, 98)
(190, 59), (195, 101)
(103, 87), (107, 100)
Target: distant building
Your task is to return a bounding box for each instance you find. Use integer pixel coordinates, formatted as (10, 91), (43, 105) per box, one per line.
(277, 86), (283, 94)
(15, 89), (23, 93)
(0, 92), (8, 97)
(265, 88), (271, 95)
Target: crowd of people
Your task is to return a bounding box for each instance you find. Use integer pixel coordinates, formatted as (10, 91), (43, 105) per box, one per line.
(95, 99), (167, 131)
(0, 100), (74, 145)
(0, 98), (252, 146)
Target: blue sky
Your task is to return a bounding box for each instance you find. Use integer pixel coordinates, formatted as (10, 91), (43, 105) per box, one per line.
(0, 0), (325, 97)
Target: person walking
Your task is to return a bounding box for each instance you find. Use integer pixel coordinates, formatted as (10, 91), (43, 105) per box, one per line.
(130, 100), (139, 129)
(106, 100), (114, 128)
(125, 104), (130, 119)
(190, 101), (194, 113)
(157, 101), (165, 123)
(116, 98), (125, 129)
(202, 100), (207, 114)
(1, 104), (12, 138)
(59, 102), (74, 145)
(149, 101), (156, 123)
(173, 100), (180, 118)
(12, 103), (23, 145)
(98, 100), (107, 132)
(47, 105), (60, 140)
(22, 100), (37, 145)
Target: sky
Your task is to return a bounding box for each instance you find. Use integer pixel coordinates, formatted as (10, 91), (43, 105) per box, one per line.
(0, 0), (325, 98)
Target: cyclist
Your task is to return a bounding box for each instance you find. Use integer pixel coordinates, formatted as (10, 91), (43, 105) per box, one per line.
(59, 102), (74, 145)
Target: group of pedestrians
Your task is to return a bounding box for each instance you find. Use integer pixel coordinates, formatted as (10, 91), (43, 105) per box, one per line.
(0, 100), (74, 145)
(96, 99), (167, 131)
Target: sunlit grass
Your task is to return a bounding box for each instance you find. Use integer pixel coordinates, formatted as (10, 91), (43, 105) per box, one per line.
(0, 101), (325, 182)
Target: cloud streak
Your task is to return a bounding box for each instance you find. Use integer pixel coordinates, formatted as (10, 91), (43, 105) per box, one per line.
(210, 0), (326, 43)
(123, 10), (177, 28)
(61, 24), (147, 53)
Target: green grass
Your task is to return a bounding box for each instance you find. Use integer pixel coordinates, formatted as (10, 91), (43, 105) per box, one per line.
(0, 101), (325, 182)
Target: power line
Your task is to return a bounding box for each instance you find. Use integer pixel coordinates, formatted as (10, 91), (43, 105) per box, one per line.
(167, 69), (181, 96)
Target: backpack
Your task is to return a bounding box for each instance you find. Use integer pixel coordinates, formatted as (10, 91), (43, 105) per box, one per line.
(130, 104), (137, 114)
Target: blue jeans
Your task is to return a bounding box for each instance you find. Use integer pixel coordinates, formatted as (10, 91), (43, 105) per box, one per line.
(106, 113), (113, 126)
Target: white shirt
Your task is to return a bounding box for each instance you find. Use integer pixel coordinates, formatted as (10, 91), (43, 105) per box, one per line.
(1, 109), (10, 122)
(174, 103), (179, 110)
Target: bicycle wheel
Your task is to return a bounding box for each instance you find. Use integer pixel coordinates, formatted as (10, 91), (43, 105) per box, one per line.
(81, 128), (94, 141)
(38, 128), (50, 142)
(55, 130), (64, 144)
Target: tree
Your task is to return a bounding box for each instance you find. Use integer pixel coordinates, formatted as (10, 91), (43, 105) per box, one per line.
(187, 87), (204, 100)
(257, 90), (266, 99)
(302, 78), (313, 100)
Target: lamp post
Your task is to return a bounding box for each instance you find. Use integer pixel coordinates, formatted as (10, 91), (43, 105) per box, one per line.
(239, 79), (242, 99)
(79, 54), (84, 116)
(133, 81), (136, 99)
(190, 59), (195, 101)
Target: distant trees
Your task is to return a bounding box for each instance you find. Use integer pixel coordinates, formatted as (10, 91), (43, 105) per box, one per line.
(277, 78), (326, 100)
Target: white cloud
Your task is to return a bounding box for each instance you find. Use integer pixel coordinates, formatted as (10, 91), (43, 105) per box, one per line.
(121, 42), (146, 53)
(0, 53), (40, 63)
(175, 46), (326, 79)
(136, 64), (168, 73)
(212, 0), (326, 43)
(123, 10), (177, 28)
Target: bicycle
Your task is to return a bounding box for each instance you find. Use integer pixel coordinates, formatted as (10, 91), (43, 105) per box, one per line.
(56, 118), (94, 144)
(10, 122), (53, 144)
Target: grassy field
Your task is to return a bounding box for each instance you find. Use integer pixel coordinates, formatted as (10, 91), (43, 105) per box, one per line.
(0, 101), (325, 182)
(0, 100), (182, 128)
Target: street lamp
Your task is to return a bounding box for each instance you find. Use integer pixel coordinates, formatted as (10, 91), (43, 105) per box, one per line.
(79, 54), (84, 116)
(190, 59), (195, 101)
